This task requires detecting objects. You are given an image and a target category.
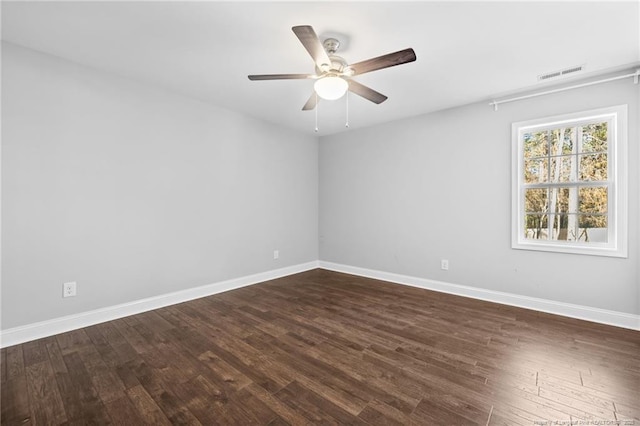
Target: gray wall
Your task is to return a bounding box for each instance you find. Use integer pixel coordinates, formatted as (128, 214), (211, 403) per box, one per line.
(3, 41), (637, 332)
(2, 43), (319, 329)
(320, 77), (639, 315)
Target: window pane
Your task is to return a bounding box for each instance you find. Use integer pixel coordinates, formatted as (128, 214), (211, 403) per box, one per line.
(550, 187), (577, 214)
(524, 214), (548, 240)
(524, 158), (548, 183)
(549, 187), (578, 241)
(578, 215), (608, 243)
(579, 187), (607, 214)
(551, 127), (575, 155)
(523, 131), (548, 159)
(525, 188), (547, 213)
(581, 122), (608, 153)
(550, 155), (575, 182)
(551, 213), (578, 241)
(579, 154), (607, 181)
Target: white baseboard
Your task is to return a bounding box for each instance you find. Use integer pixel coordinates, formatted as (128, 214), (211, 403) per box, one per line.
(319, 261), (640, 331)
(2, 259), (637, 348)
(0, 261), (320, 348)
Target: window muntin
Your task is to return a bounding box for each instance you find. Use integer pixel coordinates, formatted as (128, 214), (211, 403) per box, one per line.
(512, 106), (627, 257)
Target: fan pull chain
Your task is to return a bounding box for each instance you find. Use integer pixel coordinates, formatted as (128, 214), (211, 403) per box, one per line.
(314, 93), (319, 133)
(345, 90), (349, 128)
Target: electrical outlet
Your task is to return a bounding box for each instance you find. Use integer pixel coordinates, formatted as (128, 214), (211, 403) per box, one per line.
(440, 259), (449, 271)
(273, 250), (279, 260)
(63, 281), (77, 298)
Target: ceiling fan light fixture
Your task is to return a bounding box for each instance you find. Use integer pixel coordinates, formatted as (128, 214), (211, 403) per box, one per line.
(314, 75), (348, 100)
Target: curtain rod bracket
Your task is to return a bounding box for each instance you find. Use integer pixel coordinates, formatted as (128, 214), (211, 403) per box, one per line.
(634, 69), (639, 85)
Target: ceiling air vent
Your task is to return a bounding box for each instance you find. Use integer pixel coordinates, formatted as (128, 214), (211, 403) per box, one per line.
(538, 64), (585, 82)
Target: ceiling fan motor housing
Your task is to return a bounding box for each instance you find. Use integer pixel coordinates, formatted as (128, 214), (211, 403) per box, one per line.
(316, 55), (348, 74)
(315, 38), (348, 74)
(323, 38), (340, 54)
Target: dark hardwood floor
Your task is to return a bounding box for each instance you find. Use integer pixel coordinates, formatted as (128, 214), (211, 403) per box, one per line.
(2, 269), (639, 425)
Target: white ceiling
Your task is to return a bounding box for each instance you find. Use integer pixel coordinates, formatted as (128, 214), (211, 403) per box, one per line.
(2, 1), (639, 136)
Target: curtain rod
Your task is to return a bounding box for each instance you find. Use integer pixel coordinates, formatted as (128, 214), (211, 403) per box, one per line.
(489, 69), (640, 111)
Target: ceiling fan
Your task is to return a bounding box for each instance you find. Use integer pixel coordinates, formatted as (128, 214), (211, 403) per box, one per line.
(248, 25), (416, 110)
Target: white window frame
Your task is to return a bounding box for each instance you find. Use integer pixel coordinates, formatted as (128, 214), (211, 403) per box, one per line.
(512, 105), (627, 257)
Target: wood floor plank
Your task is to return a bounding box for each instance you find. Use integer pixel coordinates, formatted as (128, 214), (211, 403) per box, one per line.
(197, 350), (253, 391)
(45, 337), (69, 375)
(244, 382), (314, 426)
(25, 360), (68, 424)
(305, 340), (423, 408)
(490, 387), (572, 423)
(243, 332), (370, 415)
(357, 399), (413, 426)
(167, 378), (219, 425)
(74, 338), (128, 405)
(274, 380), (368, 425)
(55, 328), (93, 356)
(2, 269), (637, 425)
(1, 376), (32, 425)
(132, 364), (203, 426)
(487, 406), (533, 426)
(22, 339), (49, 367)
(615, 401), (640, 421)
(104, 395), (150, 425)
(411, 396), (483, 425)
(172, 374), (255, 425)
(231, 387), (281, 425)
(126, 384), (172, 425)
(113, 317), (158, 355)
(84, 324), (125, 368)
(537, 387), (614, 420)
(539, 371), (636, 410)
(189, 329), (294, 393)
(0, 348), (7, 384)
(3, 344), (25, 381)
(93, 321), (140, 364)
(57, 351), (112, 424)
(266, 416), (291, 426)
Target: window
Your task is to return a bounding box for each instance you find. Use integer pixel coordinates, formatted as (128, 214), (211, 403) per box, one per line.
(512, 105), (627, 257)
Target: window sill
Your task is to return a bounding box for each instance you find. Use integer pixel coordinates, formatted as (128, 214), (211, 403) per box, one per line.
(512, 240), (627, 258)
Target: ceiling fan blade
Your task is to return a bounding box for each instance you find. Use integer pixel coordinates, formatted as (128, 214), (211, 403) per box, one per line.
(248, 74), (315, 81)
(292, 25), (332, 70)
(302, 92), (318, 111)
(349, 48), (416, 76)
(348, 80), (388, 104)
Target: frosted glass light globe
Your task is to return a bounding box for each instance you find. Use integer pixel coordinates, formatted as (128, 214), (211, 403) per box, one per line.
(314, 76), (348, 100)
